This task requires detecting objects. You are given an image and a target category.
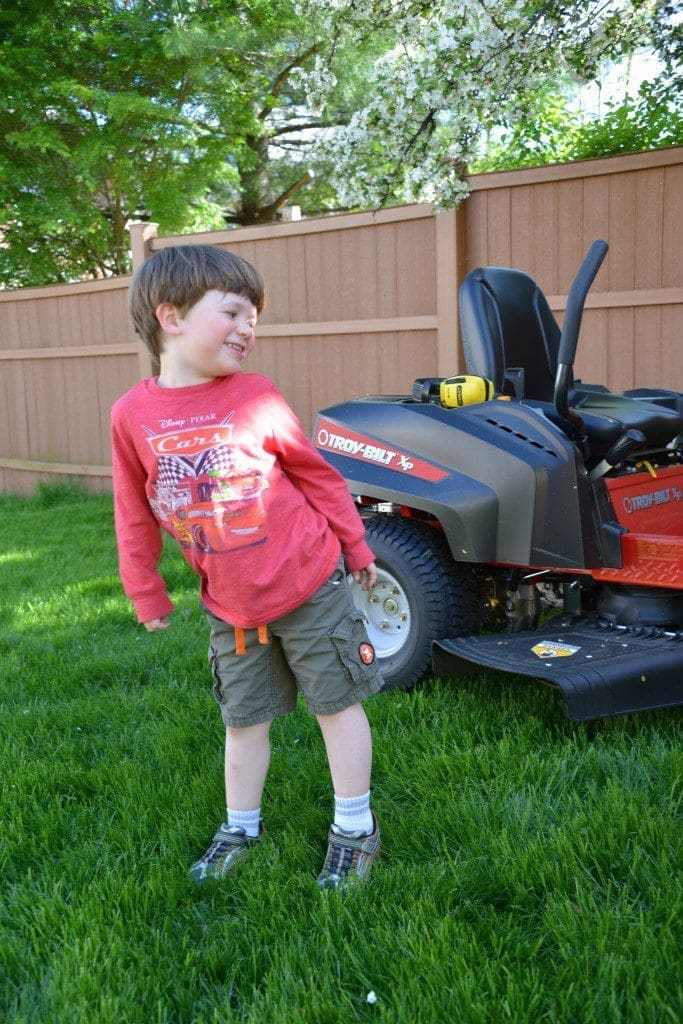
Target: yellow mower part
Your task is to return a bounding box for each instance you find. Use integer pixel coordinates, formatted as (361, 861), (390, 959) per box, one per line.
(439, 375), (495, 408)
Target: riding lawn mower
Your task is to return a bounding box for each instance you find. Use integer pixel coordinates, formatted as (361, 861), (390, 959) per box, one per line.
(314, 241), (683, 721)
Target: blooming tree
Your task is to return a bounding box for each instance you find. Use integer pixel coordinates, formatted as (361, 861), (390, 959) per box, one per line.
(295, 0), (666, 207)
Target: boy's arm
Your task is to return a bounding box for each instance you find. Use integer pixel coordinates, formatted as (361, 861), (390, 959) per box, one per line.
(111, 408), (174, 625)
(263, 388), (376, 572)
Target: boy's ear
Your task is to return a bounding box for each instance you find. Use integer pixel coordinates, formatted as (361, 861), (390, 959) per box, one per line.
(155, 303), (182, 335)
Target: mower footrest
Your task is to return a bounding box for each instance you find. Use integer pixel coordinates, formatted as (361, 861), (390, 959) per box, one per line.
(433, 617), (683, 721)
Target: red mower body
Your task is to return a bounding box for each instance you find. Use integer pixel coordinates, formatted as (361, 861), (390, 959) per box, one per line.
(593, 465), (683, 589)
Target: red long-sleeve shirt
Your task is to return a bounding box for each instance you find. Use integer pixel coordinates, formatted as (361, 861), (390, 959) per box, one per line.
(111, 372), (374, 628)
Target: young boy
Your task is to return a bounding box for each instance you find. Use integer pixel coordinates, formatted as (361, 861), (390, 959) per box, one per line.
(111, 244), (384, 888)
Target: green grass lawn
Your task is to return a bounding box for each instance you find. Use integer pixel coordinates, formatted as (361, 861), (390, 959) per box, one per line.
(1, 485), (680, 1024)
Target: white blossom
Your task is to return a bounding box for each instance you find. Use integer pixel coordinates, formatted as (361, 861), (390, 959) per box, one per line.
(296, 0), (659, 208)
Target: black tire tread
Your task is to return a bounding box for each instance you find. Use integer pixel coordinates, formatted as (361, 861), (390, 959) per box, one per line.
(362, 514), (480, 690)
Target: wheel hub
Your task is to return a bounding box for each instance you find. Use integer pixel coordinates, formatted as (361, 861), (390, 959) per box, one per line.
(348, 570), (411, 658)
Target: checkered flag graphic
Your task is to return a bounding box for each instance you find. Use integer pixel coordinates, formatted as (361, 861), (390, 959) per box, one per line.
(156, 456), (190, 490)
(156, 446), (234, 490)
(202, 445), (235, 476)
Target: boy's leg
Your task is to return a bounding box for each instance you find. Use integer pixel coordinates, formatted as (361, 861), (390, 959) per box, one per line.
(268, 564), (384, 886)
(192, 612), (299, 881)
(316, 703), (380, 889)
(190, 722), (271, 882)
(225, 721), (272, 812)
(315, 703), (372, 799)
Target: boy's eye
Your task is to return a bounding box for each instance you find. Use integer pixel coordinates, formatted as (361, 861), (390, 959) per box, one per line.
(222, 306), (256, 329)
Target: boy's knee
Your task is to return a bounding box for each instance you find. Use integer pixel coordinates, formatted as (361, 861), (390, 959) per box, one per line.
(226, 721), (271, 741)
(315, 702), (367, 727)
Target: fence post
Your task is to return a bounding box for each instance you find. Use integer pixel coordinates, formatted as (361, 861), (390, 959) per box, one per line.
(128, 221), (159, 380)
(435, 204), (468, 376)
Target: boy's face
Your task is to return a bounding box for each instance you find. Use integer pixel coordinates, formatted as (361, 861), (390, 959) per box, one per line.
(159, 290), (258, 386)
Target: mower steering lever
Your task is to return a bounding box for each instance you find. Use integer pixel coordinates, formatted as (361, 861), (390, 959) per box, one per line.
(554, 240), (609, 458)
(556, 240), (609, 368)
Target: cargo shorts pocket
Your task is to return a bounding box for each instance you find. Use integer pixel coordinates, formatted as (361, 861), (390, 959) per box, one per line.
(328, 609), (379, 686)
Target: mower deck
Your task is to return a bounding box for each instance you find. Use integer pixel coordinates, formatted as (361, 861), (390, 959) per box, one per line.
(433, 615), (683, 722)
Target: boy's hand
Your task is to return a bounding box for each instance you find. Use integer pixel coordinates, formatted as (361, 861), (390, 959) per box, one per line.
(143, 617), (170, 632)
(352, 562), (377, 591)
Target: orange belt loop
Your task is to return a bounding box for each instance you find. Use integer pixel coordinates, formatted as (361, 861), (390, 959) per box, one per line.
(234, 627), (246, 656)
(257, 624), (269, 645)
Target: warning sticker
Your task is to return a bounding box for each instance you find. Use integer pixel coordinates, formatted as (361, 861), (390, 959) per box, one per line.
(531, 641), (581, 659)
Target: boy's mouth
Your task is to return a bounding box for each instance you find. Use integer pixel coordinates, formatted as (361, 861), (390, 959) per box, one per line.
(225, 341), (245, 357)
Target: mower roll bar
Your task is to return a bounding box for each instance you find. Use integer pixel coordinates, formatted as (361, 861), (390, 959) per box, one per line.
(554, 240), (609, 449)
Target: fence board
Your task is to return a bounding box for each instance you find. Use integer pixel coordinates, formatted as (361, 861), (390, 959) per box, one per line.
(533, 182), (560, 292)
(607, 173), (638, 291)
(661, 304), (683, 387)
(635, 169), (665, 289)
(608, 308), (636, 394)
(633, 306), (662, 387)
(510, 185), (535, 273)
(484, 187), (511, 265)
(662, 165), (682, 289)
(557, 178), (585, 291)
(574, 308), (609, 386)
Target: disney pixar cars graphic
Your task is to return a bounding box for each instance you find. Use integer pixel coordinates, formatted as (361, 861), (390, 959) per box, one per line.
(145, 421), (268, 554)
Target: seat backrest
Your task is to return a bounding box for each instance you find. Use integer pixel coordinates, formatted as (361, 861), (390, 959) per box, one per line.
(459, 267), (563, 401)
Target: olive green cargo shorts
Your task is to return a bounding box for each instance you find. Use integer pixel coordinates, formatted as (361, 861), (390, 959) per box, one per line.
(206, 561), (384, 727)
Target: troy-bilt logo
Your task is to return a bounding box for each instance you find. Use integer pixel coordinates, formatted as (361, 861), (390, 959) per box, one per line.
(316, 418), (448, 482)
(318, 428), (397, 466)
(623, 486), (682, 514)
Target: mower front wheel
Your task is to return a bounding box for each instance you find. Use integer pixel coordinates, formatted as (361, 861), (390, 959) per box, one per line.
(348, 515), (480, 691)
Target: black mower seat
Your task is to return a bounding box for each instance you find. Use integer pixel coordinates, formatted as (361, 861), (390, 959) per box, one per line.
(459, 266), (682, 460)
(623, 388), (683, 417)
(532, 389), (681, 462)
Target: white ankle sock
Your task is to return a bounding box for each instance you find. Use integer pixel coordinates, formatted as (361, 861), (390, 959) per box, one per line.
(227, 807), (261, 838)
(333, 791), (373, 835)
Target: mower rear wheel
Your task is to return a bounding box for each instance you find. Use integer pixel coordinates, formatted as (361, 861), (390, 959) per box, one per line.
(349, 515), (480, 691)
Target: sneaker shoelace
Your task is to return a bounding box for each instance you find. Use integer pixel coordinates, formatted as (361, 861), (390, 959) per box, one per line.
(327, 841), (359, 876)
(205, 826), (246, 864)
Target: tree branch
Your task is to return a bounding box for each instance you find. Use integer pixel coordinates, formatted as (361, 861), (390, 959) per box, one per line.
(259, 42), (322, 121)
(262, 168), (315, 215)
(269, 118), (345, 137)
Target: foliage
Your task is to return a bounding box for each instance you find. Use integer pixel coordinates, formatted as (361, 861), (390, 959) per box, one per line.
(0, 0), (226, 285)
(0, 0), (368, 287)
(297, 0), (676, 207)
(0, 488), (680, 1022)
(473, 65), (683, 172)
(567, 74), (683, 159)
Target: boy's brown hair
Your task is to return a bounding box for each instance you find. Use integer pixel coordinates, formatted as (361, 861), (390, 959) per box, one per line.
(129, 244), (266, 359)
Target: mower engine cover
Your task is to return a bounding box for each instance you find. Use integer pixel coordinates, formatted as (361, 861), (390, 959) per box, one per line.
(314, 395), (603, 570)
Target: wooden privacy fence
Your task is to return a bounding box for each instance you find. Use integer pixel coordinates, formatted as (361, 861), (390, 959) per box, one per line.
(1, 146), (681, 496)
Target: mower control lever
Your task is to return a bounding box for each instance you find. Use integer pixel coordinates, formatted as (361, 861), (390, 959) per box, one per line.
(554, 239), (609, 456)
(556, 239), (609, 368)
(588, 428), (646, 482)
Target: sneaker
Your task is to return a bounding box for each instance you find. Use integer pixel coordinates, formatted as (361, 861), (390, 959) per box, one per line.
(317, 812), (380, 890)
(189, 821), (264, 882)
